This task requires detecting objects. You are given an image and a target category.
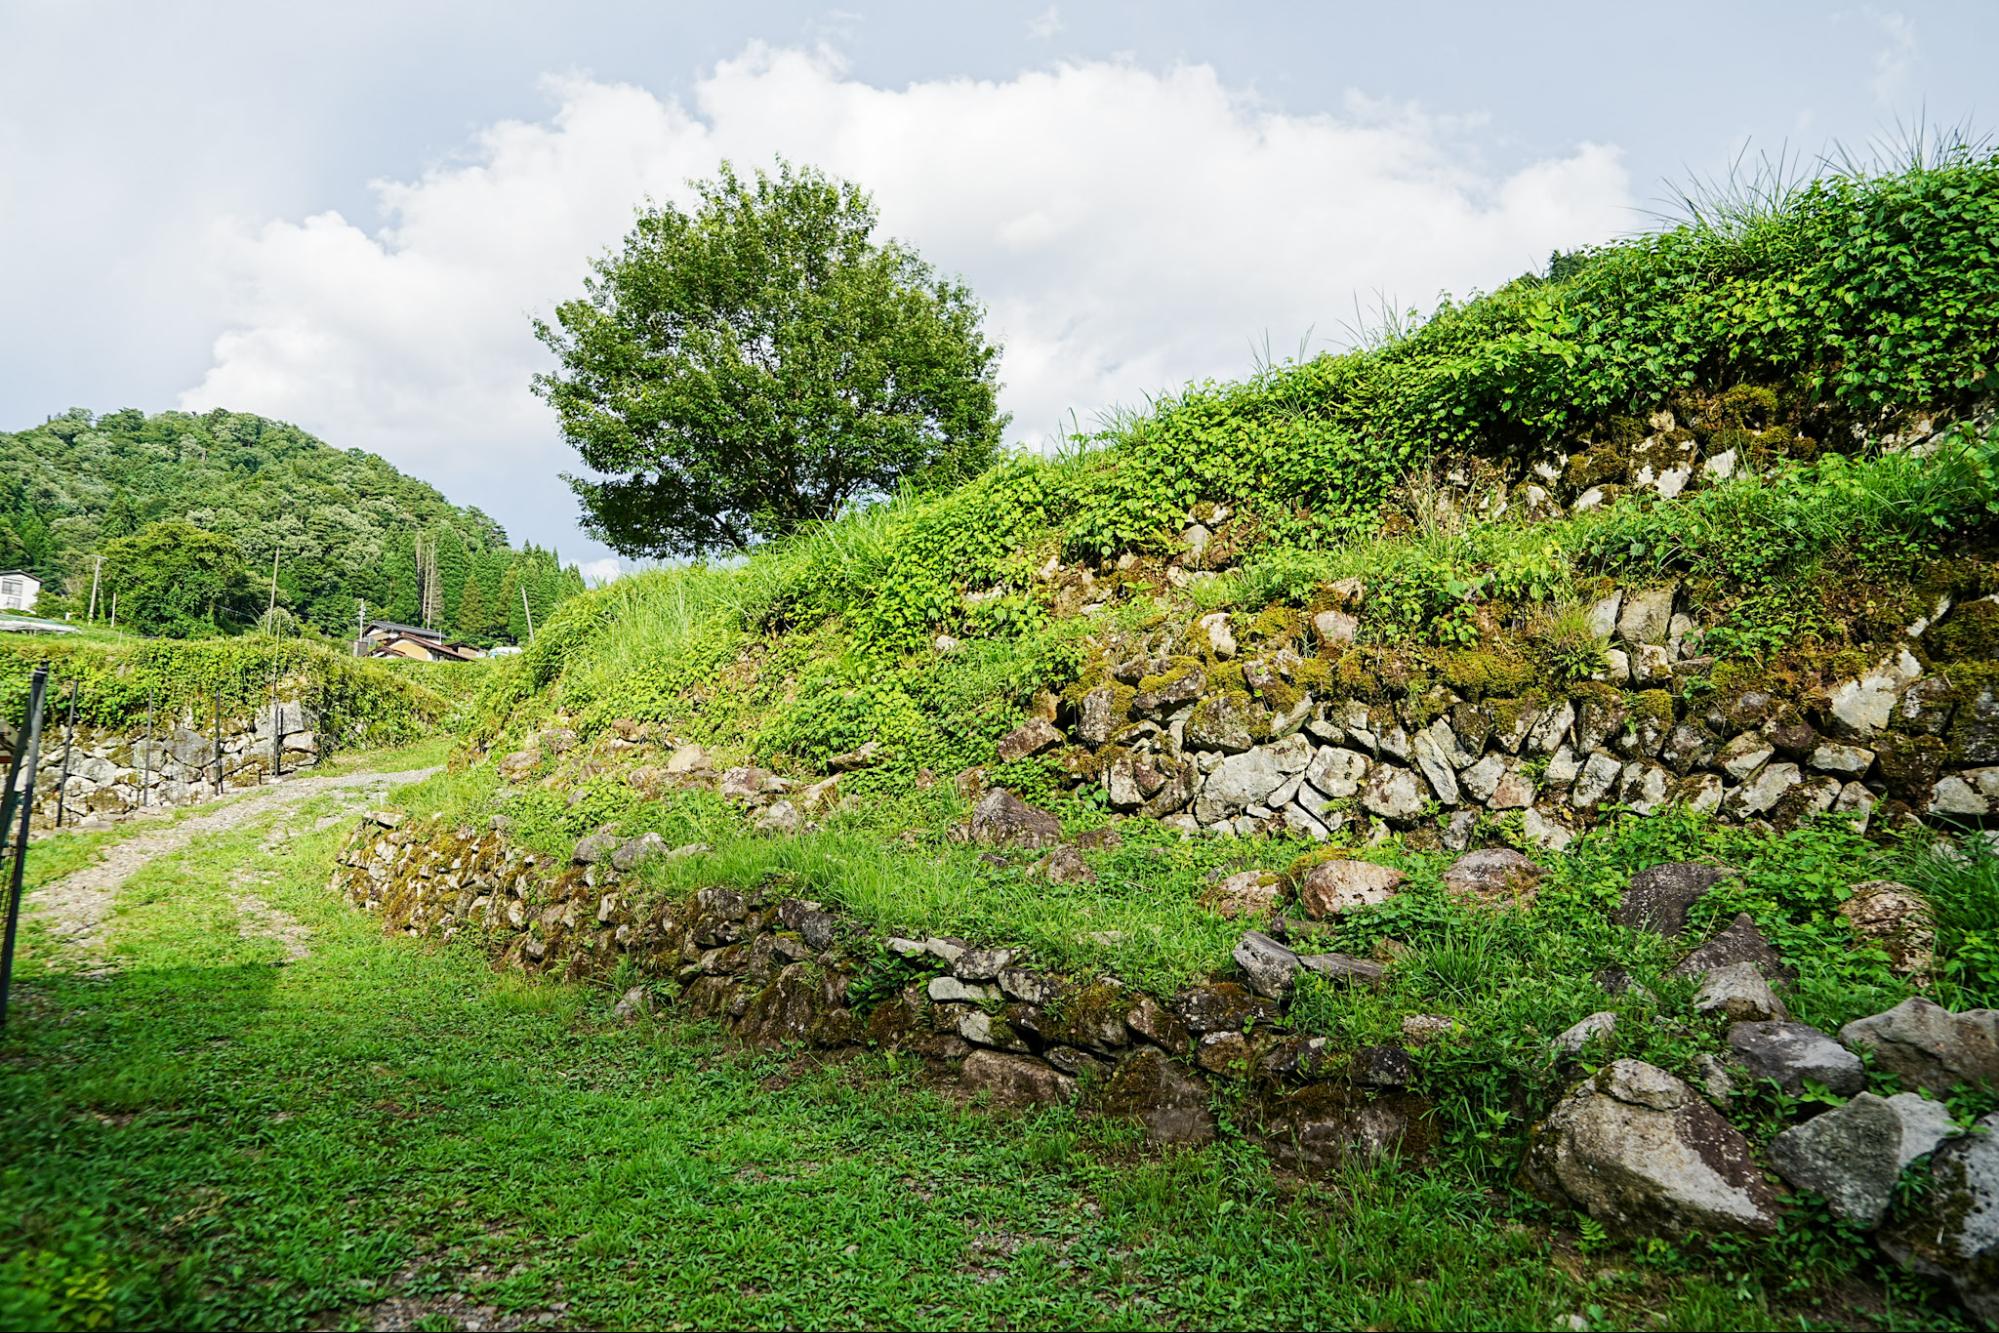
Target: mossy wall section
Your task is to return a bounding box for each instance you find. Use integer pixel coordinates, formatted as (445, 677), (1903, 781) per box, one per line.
(332, 814), (1433, 1172)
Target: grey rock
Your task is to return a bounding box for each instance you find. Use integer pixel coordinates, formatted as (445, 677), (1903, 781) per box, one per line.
(1075, 687), (1120, 747)
(1304, 745), (1369, 799)
(1693, 962), (1787, 1022)
(609, 832), (668, 873)
(1727, 1021), (1865, 1095)
(1810, 741), (1876, 776)
(996, 719), (1063, 762)
(1827, 649), (1924, 738)
(571, 832), (619, 866)
(927, 976), (999, 1004)
(1553, 1011), (1617, 1056)
(952, 947), (1014, 982)
(1442, 848), (1545, 904)
(1195, 748), (1289, 822)
(1881, 1111), (1999, 1321)
(1523, 1059), (1779, 1236)
(1412, 721), (1461, 805)
(1614, 862), (1734, 936)
(1675, 914), (1794, 982)
(1233, 930), (1302, 999)
(1570, 751), (1622, 809)
(966, 788), (1063, 849)
(1527, 701), (1575, 755)
(1360, 764), (1428, 823)
(1618, 584), (1677, 646)
(1296, 952), (1387, 988)
(961, 1050), (1075, 1107)
(1771, 1091), (1959, 1228)
(1716, 733), (1775, 782)
(1840, 997), (1999, 1097)
(1730, 761), (1802, 817)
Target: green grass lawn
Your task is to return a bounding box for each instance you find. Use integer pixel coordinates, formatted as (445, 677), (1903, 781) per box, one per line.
(0, 747), (1964, 1331)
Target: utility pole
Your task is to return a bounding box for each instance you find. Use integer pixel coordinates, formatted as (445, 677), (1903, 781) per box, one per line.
(267, 547), (281, 624)
(521, 585), (535, 644)
(86, 555), (103, 622)
(356, 599), (367, 656)
(108, 592), (117, 630)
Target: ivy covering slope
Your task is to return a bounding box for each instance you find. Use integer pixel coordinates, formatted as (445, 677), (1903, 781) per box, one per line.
(0, 407), (585, 643)
(471, 147), (1999, 783)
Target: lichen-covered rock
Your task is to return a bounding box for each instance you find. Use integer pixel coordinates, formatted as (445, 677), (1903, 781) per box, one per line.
(1075, 687), (1120, 748)
(572, 832), (618, 866)
(1840, 997), (1999, 1096)
(1827, 649), (1924, 738)
(1441, 848), (1544, 905)
(1260, 1083), (1433, 1174)
(1674, 914), (1795, 982)
(965, 788), (1063, 849)
(1360, 764), (1428, 822)
(960, 1050), (1076, 1107)
(1881, 1111), (1999, 1323)
(996, 719), (1064, 762)
(1769, 1091), (1958, 1228)
(1614, 862), (1734, 936)
(1522, 1059), (1779, 1237)
(1303, 745), (1369, 799)
(1839, 880), (1936, 978)
(1200, 869), (1285, 919)
(1095, 1047), (1215, 1144)
(1296, 858), (1405, 918)
(1172, 981), (1278, 1036)
(1726, 1020), (1865, 1095)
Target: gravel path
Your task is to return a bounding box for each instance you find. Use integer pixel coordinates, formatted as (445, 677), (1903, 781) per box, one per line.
(26, 765), (438, 971)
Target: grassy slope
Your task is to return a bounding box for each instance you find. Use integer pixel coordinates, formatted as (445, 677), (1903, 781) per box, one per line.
(0, 766), (1961, 1331)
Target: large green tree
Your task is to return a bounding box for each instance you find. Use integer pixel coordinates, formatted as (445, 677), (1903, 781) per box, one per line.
(102, 519), (256, 637)
(534, 160), (1007, 557)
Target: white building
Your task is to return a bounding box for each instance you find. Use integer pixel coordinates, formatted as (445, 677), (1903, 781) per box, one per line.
(0, 570), (40, 613)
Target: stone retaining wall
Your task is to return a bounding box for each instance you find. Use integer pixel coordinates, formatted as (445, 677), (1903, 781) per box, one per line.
(1045, 589), (1999, 851)
(13, 699), (320, 829)
(331, 813), (1437, 1172)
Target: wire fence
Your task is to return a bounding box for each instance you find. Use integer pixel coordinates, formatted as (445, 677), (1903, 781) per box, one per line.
(0, 656), (330, 1028)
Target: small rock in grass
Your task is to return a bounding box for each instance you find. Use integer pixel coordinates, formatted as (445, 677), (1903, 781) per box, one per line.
(1553, 1011), (1617, 1056)
(1693, 962), (1787, 1023)
(1295, 858), (1405, 918)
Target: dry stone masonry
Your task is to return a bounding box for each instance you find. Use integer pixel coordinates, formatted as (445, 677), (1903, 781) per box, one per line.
(12, 699), (321, 829)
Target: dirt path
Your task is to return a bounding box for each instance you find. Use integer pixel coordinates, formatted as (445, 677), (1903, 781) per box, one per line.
(27, 765), (438, 971)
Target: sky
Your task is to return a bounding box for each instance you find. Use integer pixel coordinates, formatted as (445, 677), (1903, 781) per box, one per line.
(1, 2), (1991, 584)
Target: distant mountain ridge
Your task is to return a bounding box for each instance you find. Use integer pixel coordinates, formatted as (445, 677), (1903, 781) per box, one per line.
(0, 406), (581, 642)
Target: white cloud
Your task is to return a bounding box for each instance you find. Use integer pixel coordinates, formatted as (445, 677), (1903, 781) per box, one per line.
(1870, 10), (1918, 105)
(181, 45), (1635, 568)
(1026, 6), (1064, 40)
(578, 556), (625, 586)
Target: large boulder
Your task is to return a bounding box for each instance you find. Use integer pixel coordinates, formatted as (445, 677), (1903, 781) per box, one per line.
(1881, 1112), (1999, 1323)
(1840, 997), (1999, 1097)
(1769, 1091), (1959, 1228)
(1614, 863), (1734, 936)
(1726, 1021), (1866, 1095)
(964, 789), (1063, 849)
(1522, 1059), (1780, 1237)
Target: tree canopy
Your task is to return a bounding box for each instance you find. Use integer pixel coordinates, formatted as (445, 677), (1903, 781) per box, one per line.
(0, 407), (586, 644)
(534, 160), (1007, 557)
(101, 519), (256, 637)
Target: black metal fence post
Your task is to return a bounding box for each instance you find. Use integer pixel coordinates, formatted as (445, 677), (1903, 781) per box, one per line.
(212, 690), (223, 796)
(1, 666), (53, 1029)
(270, 661), (281, 781)
(54, 680), (77, 829)
(141, 685), (154, 808)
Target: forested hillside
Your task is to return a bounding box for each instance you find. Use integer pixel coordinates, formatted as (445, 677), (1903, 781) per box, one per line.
(0, 407), (584, 641)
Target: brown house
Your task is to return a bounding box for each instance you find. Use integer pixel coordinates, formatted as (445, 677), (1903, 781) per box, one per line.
(358, 619), (485, 663)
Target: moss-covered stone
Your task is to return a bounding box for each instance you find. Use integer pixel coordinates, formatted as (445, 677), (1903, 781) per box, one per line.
(1930, 601), (1999, 662)
(1438, 645), (1538, 699)
(1564, 443), (1628, 491)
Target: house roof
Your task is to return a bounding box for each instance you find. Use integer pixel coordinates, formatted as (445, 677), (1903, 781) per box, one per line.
(368, 631), (484, 661)
(0, 570), (40, 580)
(365, 618), (444, 640)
